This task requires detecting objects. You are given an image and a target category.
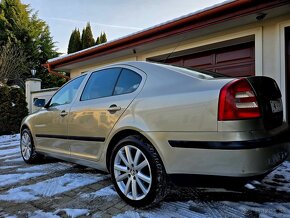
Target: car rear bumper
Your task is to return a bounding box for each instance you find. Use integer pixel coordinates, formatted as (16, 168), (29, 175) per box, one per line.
(144, 130), (289, 177)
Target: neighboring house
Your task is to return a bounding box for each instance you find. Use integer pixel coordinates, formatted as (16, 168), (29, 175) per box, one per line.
(44, 0), (290, 122)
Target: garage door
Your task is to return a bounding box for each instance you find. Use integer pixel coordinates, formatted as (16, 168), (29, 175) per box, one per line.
(163, 42), (255, 77)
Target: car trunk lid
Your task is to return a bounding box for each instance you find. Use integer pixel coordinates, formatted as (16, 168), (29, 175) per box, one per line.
(246, 76), (283, 130)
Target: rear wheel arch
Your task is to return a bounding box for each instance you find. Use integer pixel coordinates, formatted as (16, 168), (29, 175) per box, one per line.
(106, 129), (165, 173)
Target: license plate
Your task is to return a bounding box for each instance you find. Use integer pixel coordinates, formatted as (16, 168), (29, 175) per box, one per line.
(270, 99), (282, 113)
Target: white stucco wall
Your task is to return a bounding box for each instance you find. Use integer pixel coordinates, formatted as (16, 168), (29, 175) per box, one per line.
(31, 89), (58, 113)
(25, 79), (58, 113)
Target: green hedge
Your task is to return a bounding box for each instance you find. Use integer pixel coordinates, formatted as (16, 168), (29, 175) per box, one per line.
(0, 85), (28, 135)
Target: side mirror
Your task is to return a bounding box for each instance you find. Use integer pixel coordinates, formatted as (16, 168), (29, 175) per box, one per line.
(33, 99), (46, 108)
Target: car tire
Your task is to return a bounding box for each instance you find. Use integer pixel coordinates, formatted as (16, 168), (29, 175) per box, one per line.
(20, 129), (42, 164)
(110, 135), (167, 208)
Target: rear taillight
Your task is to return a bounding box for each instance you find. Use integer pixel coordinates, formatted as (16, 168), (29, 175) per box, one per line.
(218, 78), (261, 121)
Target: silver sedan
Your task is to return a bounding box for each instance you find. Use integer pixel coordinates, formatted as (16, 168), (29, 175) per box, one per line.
(20, 61), (289, 207)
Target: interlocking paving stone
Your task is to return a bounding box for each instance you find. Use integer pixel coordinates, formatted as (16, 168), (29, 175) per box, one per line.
(1, 135), (290, 217)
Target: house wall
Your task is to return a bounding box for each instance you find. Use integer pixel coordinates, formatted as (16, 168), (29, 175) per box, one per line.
(68, 14), (290, 118)
(70, 56), (137, 78)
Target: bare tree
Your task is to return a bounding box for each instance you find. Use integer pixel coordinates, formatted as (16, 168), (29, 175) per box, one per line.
(0, 43), (30, 88)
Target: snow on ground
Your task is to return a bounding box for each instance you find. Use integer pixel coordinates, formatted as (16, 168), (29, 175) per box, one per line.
(28, 208), (89, 218)
(3, 157), (23, 163)
(262, 161), (290, 193)
(55, 208), (89, 218)
(0, 172), (45, 187)
(29, 210), (60, 218)
(0, 134), (20, 143)
(114, 201), (290, 218)
(244, 183), (256, 190)
(0, 212), (16, 218)
(16, 162), (72, 173)
(0, 173), (107, 202)
(81, 185), (117, 199)
(0, 142), (21, 149)
(0, 134), (290, 217)
(0, 154), (19, 160)
(0, 165), (20, 170)
(0, 147), (20, 156)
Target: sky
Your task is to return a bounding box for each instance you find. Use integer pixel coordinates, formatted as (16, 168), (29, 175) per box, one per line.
(22, 0), (226, 54)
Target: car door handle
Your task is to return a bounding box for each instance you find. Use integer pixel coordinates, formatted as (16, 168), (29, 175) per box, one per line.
(60, 110), (68, 117)
(107, 104), (121, 112)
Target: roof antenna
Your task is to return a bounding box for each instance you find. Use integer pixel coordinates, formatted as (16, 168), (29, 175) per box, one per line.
(163, 35), (185, 64)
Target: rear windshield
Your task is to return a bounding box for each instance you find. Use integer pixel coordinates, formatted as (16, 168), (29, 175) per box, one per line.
(161, 64), (228, 79)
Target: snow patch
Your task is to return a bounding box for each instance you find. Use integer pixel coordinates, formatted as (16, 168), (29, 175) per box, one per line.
(0, 147), (19, 156)
(221, 201), (290, 218)
(29, 209), (88, 218)
(262, 161), (290, 193)
(17, 162), (72, 173)
(0, 165), (20, 170)
(114, 201), (290, 218)
(251, 180), (262, 185)
(0, 173), (107, 202)
(0, 154), (19, 160)
(113, 202), (205, 218)
(81, 185), (117, 199)
(56, 208), (89, 218)
(29, 210), (60, 218)
(4, 157), (23, 163)
(244, 183), (256, 190)
(0, 142), (19, 149)
(0, 211), (17, 218)
(0, 213), (17, 218)
(0, 172), (45, 187)
(0, 134), (20, 143)
(93, 186), (117, 197)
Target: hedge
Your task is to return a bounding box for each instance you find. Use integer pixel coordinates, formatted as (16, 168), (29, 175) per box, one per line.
(0, 85), (28, 135)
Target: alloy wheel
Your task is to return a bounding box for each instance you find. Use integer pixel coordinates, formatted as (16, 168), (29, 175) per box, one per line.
(114, 145), (152, 200)
(21, 132), (32, 160)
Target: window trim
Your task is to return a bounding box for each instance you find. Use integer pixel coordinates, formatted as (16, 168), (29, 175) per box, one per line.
(79, 67), (143, 102)
(112, 68), (142, 96)
(46, 75), (86, 108)
(80, 67), (122, 101)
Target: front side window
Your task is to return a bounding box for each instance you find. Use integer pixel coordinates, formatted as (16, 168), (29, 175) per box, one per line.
(49, 76), (85, 107)
(81, 68), (121, 101)
(113, 69), (142, 95)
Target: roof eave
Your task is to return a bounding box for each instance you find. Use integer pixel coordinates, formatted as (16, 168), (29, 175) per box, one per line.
(47, 0), (290, 70)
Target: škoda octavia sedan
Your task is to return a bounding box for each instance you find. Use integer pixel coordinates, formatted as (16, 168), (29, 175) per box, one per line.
(21, 61), (289, 207)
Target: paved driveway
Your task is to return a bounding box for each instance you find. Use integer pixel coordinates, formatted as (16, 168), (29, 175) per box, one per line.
(0, 134), (290, 218)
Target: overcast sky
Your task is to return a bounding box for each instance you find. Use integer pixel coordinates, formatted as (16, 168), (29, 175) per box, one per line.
(22, 0), (226, 54)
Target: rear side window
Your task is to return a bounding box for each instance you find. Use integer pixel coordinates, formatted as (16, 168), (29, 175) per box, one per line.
(113, 69), (142, 95)
(81, 68), (121, 101)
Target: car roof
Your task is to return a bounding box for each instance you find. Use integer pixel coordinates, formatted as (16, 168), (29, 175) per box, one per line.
(110, 61), (216, 80)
